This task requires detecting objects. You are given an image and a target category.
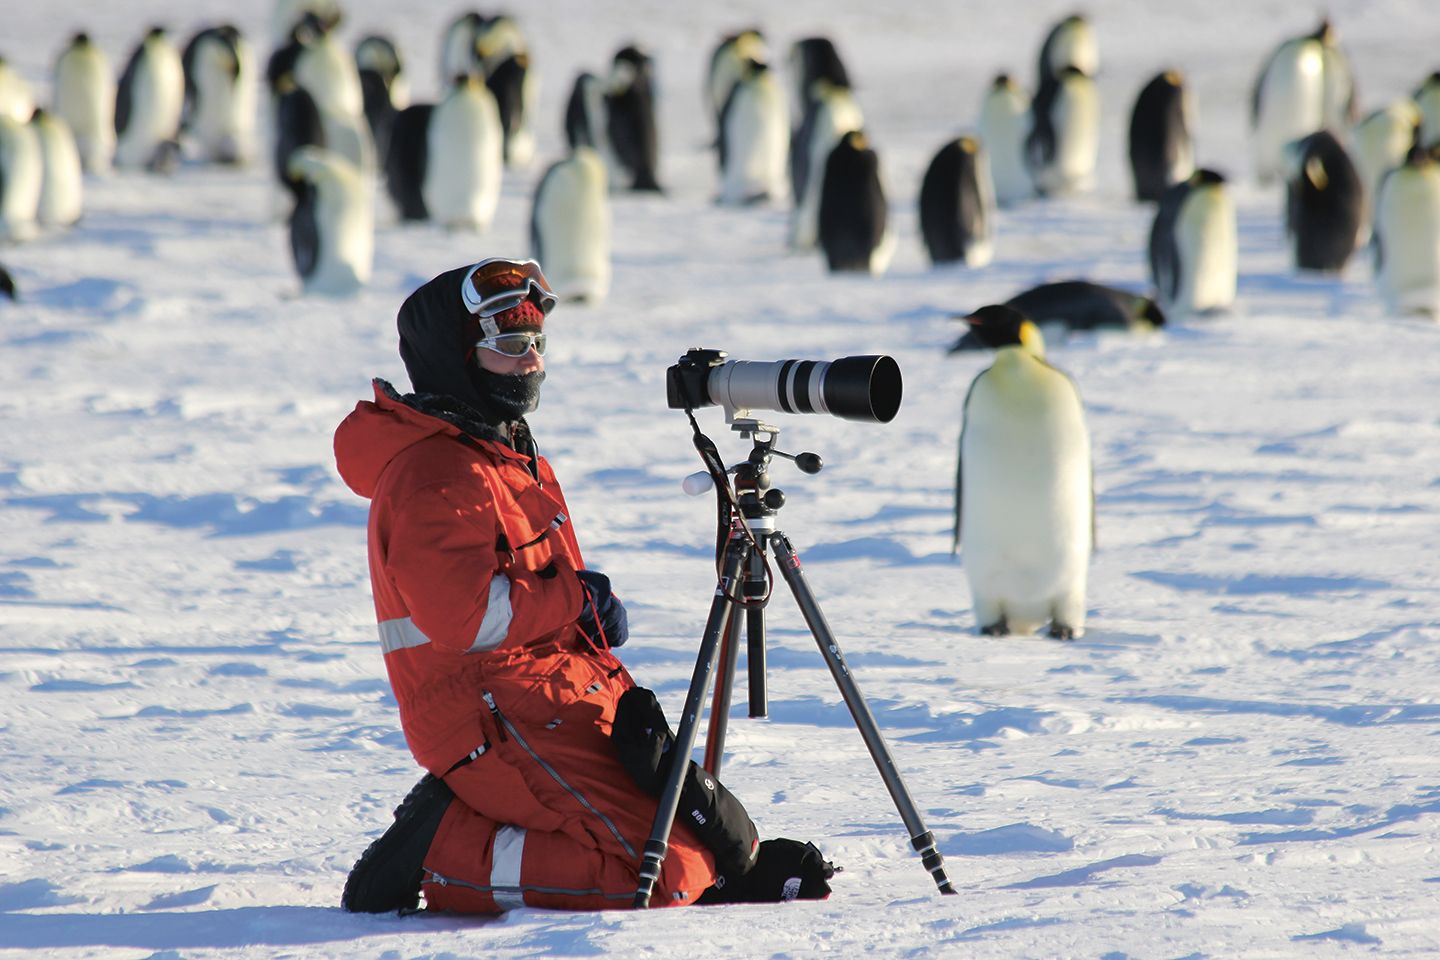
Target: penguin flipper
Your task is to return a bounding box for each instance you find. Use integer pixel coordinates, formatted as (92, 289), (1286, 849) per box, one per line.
(289, 182), (320, 281)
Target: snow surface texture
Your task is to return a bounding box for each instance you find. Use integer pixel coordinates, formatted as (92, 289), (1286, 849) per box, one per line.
(3, 1), (1439, 957)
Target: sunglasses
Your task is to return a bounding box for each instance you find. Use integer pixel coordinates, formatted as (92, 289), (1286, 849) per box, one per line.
(460, 258), (558, 320)
(476, 331), (547, 357)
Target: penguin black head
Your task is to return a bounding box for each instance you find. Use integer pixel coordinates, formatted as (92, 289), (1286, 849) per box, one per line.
(949, 304), (1045, 355)
(1191, 168), (1226, 187)
(1139, 298), (1167, 328)
(71, 32), (91, 46)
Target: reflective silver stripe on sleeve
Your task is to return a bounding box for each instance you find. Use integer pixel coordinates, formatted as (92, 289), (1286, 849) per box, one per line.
(491, 825), (527, 911)
(470, 573), (513, 652)
(377, 617), (431, 653)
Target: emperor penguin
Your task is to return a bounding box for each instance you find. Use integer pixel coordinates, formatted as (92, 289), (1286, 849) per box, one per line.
(707, 29), (767, 142)
(0, 114), (42, 242)
(947, 281), (1163, 347)
(1285, 130), (1364, 273)
(285, 145), (372, 296)
(272, 78), (326, 204)
(480, 27), (536, 169)
(1250, 21), (1352, 184)
(1128, 70), (1195, 203)
(1350, 100), (1422, 245)
(114, 27), (185, 171)
(565, 73), (615, 172)
(604, 46), (662, 191)
(30, 109), (84, 229)
(788, 78), (863, 250)
(0, 57), (36, 122)
(270, 0), (342, 49)
(1372, 145), (1440, 317)
(786, 37), (850, 123)
(531, 146), (610, 303)
(1415, 73), (1440, 149)
(422, 74), (504, 230)
(181, 25), (257, 165)
(717, 59), (789, 205)
(918, 136), (996, 268)
(269, 15), (375, 176)
(355, 34), (408, 166)
(383, 102), (432, 220)
(1025, 66), (1099, 197)
(1149, 168), (1237, 317)
(954, 304), (1092, 640)
(52, 34), (116, 173)
(978, 74), (1032, 208)
(1036, 14), (1099, 84)
(440, 12), (486, 81)
(817, 130), (895, 274)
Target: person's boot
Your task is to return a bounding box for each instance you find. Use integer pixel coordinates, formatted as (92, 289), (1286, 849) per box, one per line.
(341, 773), (455, 913)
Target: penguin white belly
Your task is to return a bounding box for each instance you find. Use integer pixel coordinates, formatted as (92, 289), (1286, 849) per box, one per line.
(0, 62), (35, 123)
(1374, 172), (1440, 316)
(1050, 82), (1099, 194)
(978, 95), (1031, 207)
(961, 351), (1091, 636)
(1253, 42), (1324, 184)
(965, 149), (998, 267)
(116, 46), (184, 169)
(190, 41), (258, 164)
(719, 79), (789, 205)
(424, 87), (503, 230)
(54, 47), (116, 173)
(0, 116), (43, 241)
(534, 148), (610, 302)
(288, 147), (372, 295)
(1176, 187), (1237, 313)
(789, 93), (862, 250)
(33, 113), (84, 227)
(1350, 103), (1420, 246)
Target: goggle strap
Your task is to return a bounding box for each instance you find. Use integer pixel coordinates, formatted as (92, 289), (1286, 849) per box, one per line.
(479, 316), (500, 338)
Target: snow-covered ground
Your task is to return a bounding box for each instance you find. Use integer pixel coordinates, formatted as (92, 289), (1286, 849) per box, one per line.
(3, 1), (1439, 957)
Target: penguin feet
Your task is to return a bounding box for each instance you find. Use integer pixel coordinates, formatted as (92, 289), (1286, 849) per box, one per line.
(979, 619), (1009, 637)
(1048, 623), (1078, 641)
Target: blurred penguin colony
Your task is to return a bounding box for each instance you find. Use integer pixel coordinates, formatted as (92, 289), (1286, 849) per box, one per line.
(0, 6), (1437, 314)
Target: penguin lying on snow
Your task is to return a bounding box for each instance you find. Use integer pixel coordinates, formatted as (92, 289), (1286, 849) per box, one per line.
(954, 304), (1092, 640)
(949, 281), (1164, 350)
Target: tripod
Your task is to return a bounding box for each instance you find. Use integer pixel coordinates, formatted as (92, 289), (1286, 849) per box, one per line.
(633, 417), (955, 907)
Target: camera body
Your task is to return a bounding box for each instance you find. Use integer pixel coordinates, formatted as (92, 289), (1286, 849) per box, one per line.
(666, 348), (902, 423)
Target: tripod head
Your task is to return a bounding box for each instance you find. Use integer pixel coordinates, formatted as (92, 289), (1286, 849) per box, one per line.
(682, 417), (823, 508)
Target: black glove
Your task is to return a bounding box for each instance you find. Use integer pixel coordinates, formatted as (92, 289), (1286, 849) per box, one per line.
(575, 569), (628, 649)
(698, 838), (837, 905)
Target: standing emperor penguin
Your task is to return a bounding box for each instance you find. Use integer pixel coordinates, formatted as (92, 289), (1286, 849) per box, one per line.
(1372, 145), (1440, 317)
(604, 46), (662, 191)
(707, 30), (767, 144)
(0, 58), (36, 122)
(285, 145), (372, 296)
(422, 74), (504, 230)
(0, 114), (42, 241)
(1417, 73), (1440, 149)
(1128, 71), (1195, 203)
(1250, 23), (1344, 184)
(355, 34), (408, 166)
(181, 25), (257, 164)
(52, 34), (116, 173)
(788, 78), (863, 250)
(564, 73), (615, 171)
(1285, 130), (1364, 273)
(531, 146), (610, 303)
(1026, 66), (1099, 197)
(271, 16), (375, 176)
(1314, 20), (1357, 132)
(978, 74), (1032, 208)
(955, 304), (1092, 640)
(918, 136), (995, 268)
(1149, 169), (1238, 317)
(1350, 101), (1421, 245)
(786, 37), (850, 124)
(818, 130), (895, 274)
(114, 27), (185, 171)
(30, 109), (84, 228)
(717, 59), (789, 205)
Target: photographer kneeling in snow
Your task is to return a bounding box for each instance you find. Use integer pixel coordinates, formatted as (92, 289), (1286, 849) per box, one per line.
(333, 258), (834, 913)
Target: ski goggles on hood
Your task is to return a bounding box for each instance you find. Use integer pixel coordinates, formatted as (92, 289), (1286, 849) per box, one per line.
(476, 331), (547, 357)
(460, 258), (558, 336)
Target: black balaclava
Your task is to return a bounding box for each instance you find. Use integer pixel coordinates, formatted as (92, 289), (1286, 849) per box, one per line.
(396, 265), (545, 433)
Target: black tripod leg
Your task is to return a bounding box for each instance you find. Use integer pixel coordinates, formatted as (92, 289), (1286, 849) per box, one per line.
(745, 547), (768, 718)
(703, 598), (743, 775)
(766, 531), (957, 896)
(633, 539), (750, 908)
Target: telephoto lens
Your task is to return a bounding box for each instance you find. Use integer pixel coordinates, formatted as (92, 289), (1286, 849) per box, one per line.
(667, 350), (902, 423)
